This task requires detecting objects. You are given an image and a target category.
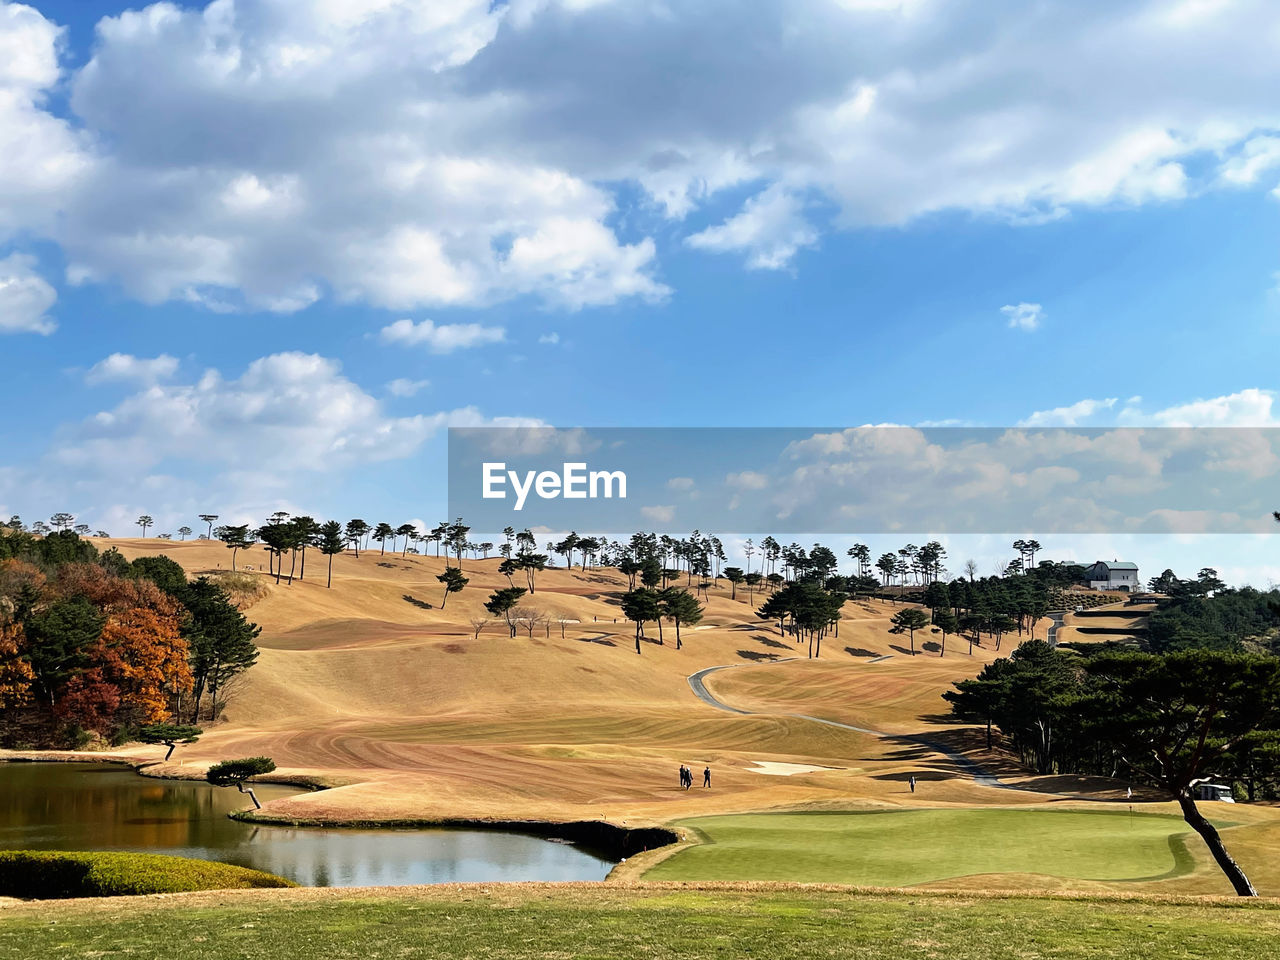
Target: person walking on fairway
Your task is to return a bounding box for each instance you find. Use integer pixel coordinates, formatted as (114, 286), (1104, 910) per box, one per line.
(703, 766), (711, 788)
(908, 775), (916, 794)
(678, 766), (687, 789)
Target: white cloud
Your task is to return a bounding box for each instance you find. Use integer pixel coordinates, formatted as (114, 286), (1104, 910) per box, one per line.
(640, 504), (675, 525)
(1001, 302), (1043, 331)
(686, 186), (818, 269)
(0, 3), (90, 241)
(0, 253), (56, 334)
(666, 476), (695, 491)
(1021, 389), (1280, 429)
(58, 352), (445, 474)
(6, 0), (1280, 311)
(1218, 135), (1280, 187)
(726, 470), (770, 490)
(86, 353), (180, 385)
(1120, 388), (1279, 427)
(1, 349), (537, 536)
(1018, 397), (1118, 427)
(386, 377), (431, 397)
(538, 332), (560, 345)
(379, 318), (506, 353)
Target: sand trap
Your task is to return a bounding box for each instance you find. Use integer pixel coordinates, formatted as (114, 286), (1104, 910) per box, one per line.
(747, 761), (843, 777)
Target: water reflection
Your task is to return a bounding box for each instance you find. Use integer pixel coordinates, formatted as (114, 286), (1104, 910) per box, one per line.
(0, 763), (614, 886)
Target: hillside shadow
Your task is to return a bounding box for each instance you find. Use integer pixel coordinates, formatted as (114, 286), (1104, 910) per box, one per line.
(737, 650), (780, 662)
(577, 635), (617, 647)
(921, 641), (941, 654)
(844, 647), (877, 658)
(753, 635), (789, 650)
(403, 594), (434, 610)
(917, 712), (959, 726)
(889, 644), (917, 656)
(574, 574), (623, 585)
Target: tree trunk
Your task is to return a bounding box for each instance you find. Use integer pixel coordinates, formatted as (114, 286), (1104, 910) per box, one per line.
(237, 782), (262, 810)
(327, 554), (334, 588)
(1177, 793), (1256, 896)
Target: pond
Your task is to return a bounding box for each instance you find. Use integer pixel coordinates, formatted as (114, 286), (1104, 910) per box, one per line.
(0, 762), (616, 886)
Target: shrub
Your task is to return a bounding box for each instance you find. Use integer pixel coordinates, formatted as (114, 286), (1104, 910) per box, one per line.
(207, 756), (276, 786)
(0, 850), (295, 899)
(207, 571), (269, 609)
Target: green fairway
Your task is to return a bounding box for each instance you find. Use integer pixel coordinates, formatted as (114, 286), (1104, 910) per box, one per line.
(646, 809), (1201, 886)
(2, 886), (1278, 960)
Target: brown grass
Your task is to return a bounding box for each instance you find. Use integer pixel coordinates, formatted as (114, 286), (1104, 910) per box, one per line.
(8, 536), (1273, 896)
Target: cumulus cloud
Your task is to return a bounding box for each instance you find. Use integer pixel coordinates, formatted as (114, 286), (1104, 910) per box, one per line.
(1, 0), (1280, 318)
(54, 352), (540, 487)
(1119, 388), (1279, 427)
(85, 353), (180, 385)
(640, 504), (675, 524)
(0, 3), (90, 241)
(386, 377), (431, 397)
(1001, 302), (1043, 331)
(538, 332), (560, 345)
(1019, 397), (1118, 427)
(1218, 136), (1280, 186)
(379, 319), (506, 353)
(686, 186), (818, 269)
(1022, 389), (1280, 429)
(0, 253), (57, 334)
(1, 348), (538, 536)
(726, 470), (770, 490)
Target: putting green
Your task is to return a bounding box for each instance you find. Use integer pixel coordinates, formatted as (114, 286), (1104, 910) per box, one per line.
(646, 809), (1201, 886)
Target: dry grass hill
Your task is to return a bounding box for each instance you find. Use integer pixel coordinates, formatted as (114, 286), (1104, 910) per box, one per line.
(19, 537), (1280, 895)
(82, 538), (1045, 822)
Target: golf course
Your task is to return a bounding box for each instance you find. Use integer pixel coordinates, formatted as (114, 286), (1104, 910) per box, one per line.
(7, 535), (1280, 902)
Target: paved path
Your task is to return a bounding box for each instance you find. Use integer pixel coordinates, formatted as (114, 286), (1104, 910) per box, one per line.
(1046, 611), (1067, 648)
(686, 660), (1008, 789)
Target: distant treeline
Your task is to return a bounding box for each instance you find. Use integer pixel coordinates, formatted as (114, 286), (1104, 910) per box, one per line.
(1146, 583), (1280, 653)
(950, 583), (1280, 799)
(0, 530), (259, 748)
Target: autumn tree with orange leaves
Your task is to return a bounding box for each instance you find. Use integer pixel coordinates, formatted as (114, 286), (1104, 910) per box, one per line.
(0, 623), (34, 708)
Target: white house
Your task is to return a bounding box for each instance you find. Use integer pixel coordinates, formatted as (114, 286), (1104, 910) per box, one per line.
(1083, 560), (1140, 592)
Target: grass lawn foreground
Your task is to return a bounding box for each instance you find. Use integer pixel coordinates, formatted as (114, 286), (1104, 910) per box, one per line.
(2, 885), (1279, 960)
(646, 809), (1204, 886)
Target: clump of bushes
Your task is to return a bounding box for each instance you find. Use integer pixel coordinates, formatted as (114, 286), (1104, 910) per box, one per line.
(0, 850), (295, 899)
(206, 571), (270, 609)
(1047, 588), (1117, 611)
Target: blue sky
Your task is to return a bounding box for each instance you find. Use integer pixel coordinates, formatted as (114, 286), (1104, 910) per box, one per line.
(2, 0), (1279, 584)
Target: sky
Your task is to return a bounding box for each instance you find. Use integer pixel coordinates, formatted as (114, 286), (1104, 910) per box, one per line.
(2, 0), (1280, 585)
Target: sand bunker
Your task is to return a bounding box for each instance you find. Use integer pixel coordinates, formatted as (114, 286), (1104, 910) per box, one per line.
(746, 761), (843, 776)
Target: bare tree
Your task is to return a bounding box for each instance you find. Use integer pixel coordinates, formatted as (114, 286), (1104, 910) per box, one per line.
(511, 606), (549, 638)
(469, 617), (489, 639)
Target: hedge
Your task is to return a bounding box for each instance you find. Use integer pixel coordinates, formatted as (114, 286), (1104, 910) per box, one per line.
(0, 850), (296, 899)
